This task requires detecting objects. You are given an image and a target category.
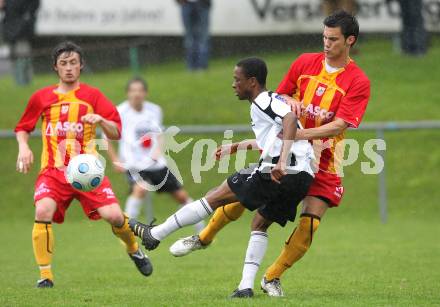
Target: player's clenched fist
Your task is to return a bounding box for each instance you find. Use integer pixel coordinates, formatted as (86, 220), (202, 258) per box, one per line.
(81, 113), (103, 124)
(214, 144), (237, 160)
(17, 145), (34, 173)
(271, 161), (287, 184)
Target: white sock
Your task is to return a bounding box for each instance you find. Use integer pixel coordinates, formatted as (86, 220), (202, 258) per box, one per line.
(151, 198), (213, 241)
(238, 231), (268, 290)
(125, 195), (143, 218)
(181, 197), (206, 234)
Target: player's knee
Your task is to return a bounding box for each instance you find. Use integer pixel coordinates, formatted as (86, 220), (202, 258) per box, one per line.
(251, 213), (271, 232)
(251, 222), (270, 232)
(104, 212), (124, 227)
(205, 181), (236, 209)
(100, 206), (125, 226)
(34, 200), (56, 221)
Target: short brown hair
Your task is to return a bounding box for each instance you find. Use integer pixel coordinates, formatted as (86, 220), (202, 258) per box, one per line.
(52, 41), (84, 66)
(324, 10), (359, 46)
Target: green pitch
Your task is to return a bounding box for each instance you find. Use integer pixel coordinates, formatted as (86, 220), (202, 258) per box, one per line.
(0, 38), (439, 306)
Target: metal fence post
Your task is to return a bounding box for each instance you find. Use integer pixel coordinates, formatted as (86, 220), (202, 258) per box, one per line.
(129, 46), (140, 76)
(376, 129), (388, 223)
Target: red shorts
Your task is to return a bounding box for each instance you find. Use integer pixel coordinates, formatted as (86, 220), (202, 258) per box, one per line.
(34, 168), (119, 223)
(307, 170), (344, 207)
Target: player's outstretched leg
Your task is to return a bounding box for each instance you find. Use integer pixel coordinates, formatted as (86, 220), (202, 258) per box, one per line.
(129, 197), (213, 250)
(169, 202), (245, 257)
(171, 189), (206, 234)
(130, 180), (237, 251)
(100, 205), (153, 276)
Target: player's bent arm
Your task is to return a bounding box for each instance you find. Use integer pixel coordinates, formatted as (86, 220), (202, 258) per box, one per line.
(214, 139), (259, 160)
(16, 131), (34, 173)
(271, 112), (297, 183)
(99, 118), (120, 140)
(81, 113), (120, 140)
(295, 117), (348, 140)
(235, 139), (259, 152)
(279, 112), (297, 164)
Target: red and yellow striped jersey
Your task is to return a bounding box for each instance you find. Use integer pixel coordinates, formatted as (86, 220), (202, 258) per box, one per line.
(277, 53), (370, 175)
(15, 83), (121, 170)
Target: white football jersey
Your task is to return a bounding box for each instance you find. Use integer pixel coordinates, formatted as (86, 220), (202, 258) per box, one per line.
(117, 101), (167, 171)
(251, 91), (315, 175)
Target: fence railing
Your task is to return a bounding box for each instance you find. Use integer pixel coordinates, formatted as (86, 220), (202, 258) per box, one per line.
(2, 120), (440, 223)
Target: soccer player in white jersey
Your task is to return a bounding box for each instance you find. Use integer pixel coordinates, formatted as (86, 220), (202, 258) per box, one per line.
(107, 77), (204, 232)
(128, 58), (315, 298)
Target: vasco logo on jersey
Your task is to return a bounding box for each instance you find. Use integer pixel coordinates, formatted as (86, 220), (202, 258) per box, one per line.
(303, 104), (335, 120)
(45, 121), (84, 137)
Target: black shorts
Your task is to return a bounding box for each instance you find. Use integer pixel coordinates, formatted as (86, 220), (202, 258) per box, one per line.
(126, 167), (182, 194)
(227, 167), (313, 226)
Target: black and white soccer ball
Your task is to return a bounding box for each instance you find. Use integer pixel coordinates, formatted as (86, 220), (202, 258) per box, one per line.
(66, 154), (105, 192)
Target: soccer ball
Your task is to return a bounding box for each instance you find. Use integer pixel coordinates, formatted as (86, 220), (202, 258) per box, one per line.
(66, 154), (105, 192)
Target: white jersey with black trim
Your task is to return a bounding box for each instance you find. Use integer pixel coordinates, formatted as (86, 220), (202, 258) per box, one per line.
(251, 91), (315, 176)
(117, 101), (167, 171)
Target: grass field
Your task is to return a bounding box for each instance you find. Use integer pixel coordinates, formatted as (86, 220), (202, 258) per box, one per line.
(0, 38), (439, 306)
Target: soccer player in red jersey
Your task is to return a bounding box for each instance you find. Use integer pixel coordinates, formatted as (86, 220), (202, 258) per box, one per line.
(169, 10), (371, 297)
(15, 42), (152, 288)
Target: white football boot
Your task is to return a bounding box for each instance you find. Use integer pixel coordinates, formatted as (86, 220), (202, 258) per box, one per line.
(169, 235), (209, 257)
(261, 277), (284, 297)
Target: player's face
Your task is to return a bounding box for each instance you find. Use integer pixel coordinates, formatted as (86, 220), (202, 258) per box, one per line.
(54, 52), (82, 84)
(232, 66), (252, 100)
(323, 26), (353, 60)
(127, 82), (147, 106)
